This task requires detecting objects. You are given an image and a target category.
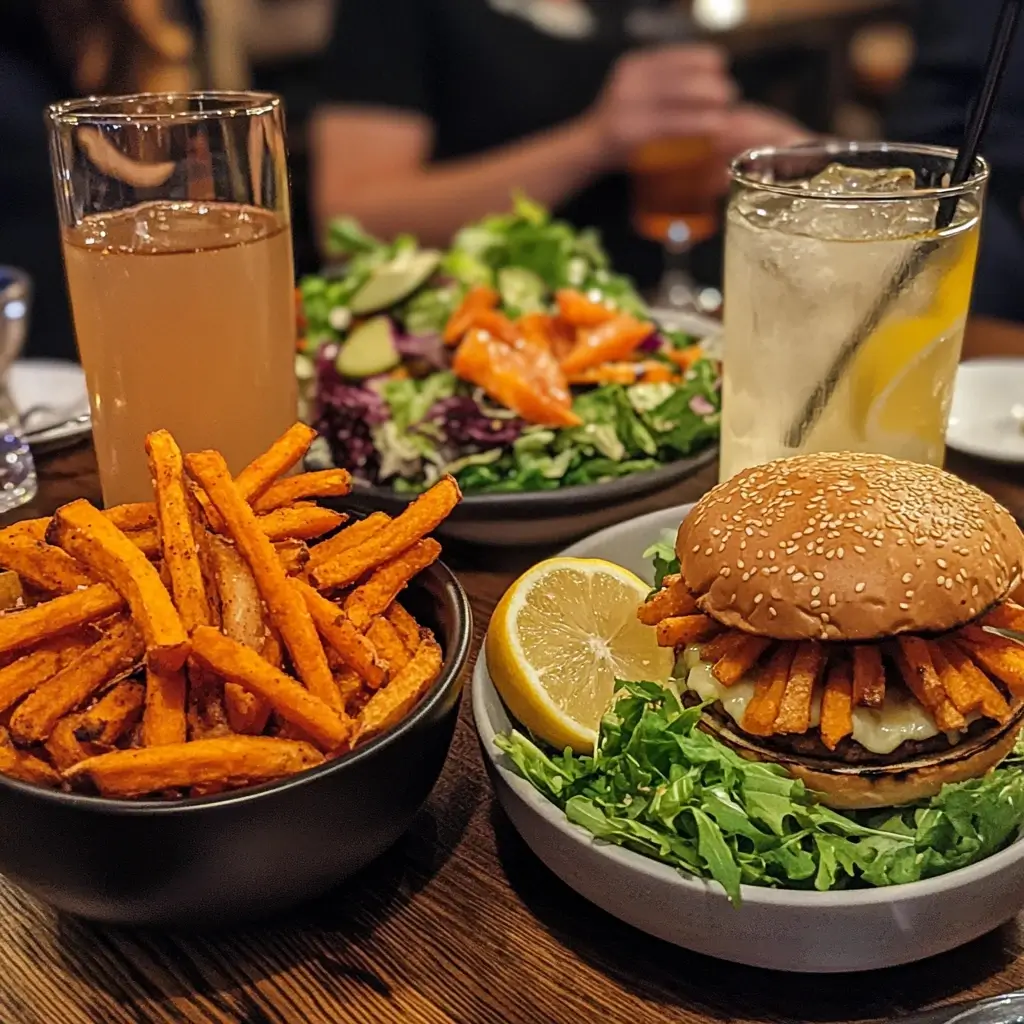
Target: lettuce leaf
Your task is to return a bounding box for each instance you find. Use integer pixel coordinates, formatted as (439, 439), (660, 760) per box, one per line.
(496, 683), (1024, 904)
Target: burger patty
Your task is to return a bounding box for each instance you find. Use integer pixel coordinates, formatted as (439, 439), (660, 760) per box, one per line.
(681, 690), (999, 766)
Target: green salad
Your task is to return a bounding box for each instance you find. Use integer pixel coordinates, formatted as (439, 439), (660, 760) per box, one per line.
(299, 196), (721, 495)
(498, 682), (1024, 904)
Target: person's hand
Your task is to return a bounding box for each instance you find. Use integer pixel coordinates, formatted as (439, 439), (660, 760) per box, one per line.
(584, 45), (738, 169)
(712, 103), (814, 164)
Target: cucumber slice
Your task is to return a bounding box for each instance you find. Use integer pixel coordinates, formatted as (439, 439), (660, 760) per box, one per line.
(349, 249), (442, 315)
(335, 316), (400, 378)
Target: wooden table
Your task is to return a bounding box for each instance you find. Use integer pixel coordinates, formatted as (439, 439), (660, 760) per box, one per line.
(2, 320), (1023, 1024)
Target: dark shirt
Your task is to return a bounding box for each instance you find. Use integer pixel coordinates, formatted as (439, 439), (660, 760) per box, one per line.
(887, 0), (1024, 322)
(0, 5), (76, 359)
(320, 0), (696, 288)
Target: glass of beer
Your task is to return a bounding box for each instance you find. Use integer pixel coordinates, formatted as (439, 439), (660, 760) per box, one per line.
(46, 92), (298, 505)
(629, 136), (723, 308)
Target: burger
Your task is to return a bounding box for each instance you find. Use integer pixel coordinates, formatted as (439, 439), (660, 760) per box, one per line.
(643, 451), (1024, 810)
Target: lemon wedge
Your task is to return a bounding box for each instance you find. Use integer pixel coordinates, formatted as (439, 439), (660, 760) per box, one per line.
(846, 227), (978, 461)
(485, 557), (675, 752)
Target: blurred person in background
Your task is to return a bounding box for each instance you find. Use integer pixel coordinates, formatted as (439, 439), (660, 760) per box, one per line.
(0, 1), (196, 360)
(310, 0), (810, 291)
(888, 0), (1024, 325)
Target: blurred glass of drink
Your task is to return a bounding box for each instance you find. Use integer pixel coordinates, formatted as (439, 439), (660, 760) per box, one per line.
(630, 136), (721, 244)
(720, 142), (987, 482)
(0, 268), (36, 512)
(47, 93), (298, 505)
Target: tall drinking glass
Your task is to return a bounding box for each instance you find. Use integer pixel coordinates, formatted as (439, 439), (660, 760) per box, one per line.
(720, 141), (988, 482)
(47, 92), (298, 505)
(0, 268), (37, 512)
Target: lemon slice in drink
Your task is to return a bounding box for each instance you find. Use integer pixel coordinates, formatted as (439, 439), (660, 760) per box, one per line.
(485, 558), (675, 752)
(848, 229), (978, 460)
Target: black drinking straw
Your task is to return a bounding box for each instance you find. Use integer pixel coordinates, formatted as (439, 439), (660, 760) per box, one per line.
(784, 0), (1023, 450)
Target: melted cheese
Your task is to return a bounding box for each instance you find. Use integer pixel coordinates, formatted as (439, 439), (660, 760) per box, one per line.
(680, 645), (943, 755)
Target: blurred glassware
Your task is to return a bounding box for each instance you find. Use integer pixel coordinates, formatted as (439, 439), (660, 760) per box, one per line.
(0, 269), (38, 512)
(945, 993), (1024, 1024)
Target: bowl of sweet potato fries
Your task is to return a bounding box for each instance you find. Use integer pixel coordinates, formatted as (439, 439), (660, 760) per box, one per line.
(0, 423), (471, 925)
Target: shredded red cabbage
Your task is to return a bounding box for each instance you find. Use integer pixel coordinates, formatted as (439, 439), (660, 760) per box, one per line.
(395, 331), (449, 371)
(423, 395), (524, 447)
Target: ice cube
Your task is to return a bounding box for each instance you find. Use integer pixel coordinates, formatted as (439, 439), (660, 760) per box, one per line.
(805, 163), (918, 195)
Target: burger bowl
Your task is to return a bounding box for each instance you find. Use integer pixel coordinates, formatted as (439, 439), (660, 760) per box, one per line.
(0, 558), (471, 927)
(475, 499), (1024, 972)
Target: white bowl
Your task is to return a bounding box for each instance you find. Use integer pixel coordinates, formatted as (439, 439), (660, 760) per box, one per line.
(473, 504), (1024, 972)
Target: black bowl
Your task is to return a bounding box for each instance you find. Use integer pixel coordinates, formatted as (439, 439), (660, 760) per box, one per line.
(0, 560), (471, 926)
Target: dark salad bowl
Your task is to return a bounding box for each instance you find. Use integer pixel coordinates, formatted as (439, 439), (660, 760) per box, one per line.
(0, 560), (471, 926)
(332, 446), (718, 546)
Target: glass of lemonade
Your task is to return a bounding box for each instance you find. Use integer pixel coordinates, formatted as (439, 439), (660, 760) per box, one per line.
(720, 141), (988, 482)
(46, 92), (298, 505)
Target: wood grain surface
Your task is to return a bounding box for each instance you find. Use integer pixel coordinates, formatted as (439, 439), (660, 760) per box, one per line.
(0, 319), (1021, 1024)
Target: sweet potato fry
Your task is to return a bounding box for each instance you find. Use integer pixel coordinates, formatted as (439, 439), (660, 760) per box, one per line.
(311, 478), (460, 591)
(982, 601), (1024, 633)
(367, 616), (410, 675)
(0, 635), (92, 712)
(387, 602), (420, 654)
(938, 640), (1012, 723)
(699, 630), (747, 665)
(851, 645), (885, 708)
(45, 679), (145, 770)
(820, 658), (854, 751)
(145, 429), (211, 633)
(104, 502), (157, 532)
(955, 634), (1024, 695)
(190, 626), (351, 750)
(48, 499), (188, 673)
(186, 451), (340, 712)
(343, 539), (442, 630)
(636, 576), (698, 625)
(0, 583), (123, 658)
(0, 535), (93, 594)
(0, 741), (61, 787)
(929, 641), (983, 717)
(334, 668), (364, 707)
(9, 620), (144, 744)
(275, 539), (310, 576)
(742, 644), (795, 737)
(894, 636), (966, 731)
(356, 630), (442, 743)
(252, 469), (352, 513)
(712, 635), (772, 687)
(257, 505), (346, 543)
(65, 736), (324, 798)
(774, 641), (826, 734)
(142, 665), (187, 746)
(233, 423), (318, 503)
(655, 614), (719, 648)
(293, 579), (387, 688)
(0, 519), (49, 543)
(307, 512), (390, 570)
(0, 571), (24, 612)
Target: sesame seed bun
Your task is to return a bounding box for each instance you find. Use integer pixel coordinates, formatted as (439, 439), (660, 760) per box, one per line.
(678, 452), (1024, 642)
(697, 700), (1024, 809)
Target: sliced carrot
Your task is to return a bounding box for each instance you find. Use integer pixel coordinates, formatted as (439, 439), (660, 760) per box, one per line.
(555, 289), (617, 327)
(666, 346), (705, 373)
(443, 285), (500, 344)
(560, 316), (655, 375)
(640, 361), (674, 384)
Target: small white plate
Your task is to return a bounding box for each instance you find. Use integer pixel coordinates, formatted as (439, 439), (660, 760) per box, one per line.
(947, 358), (1024, 464)
(474, 503), (1024, 972)
(9, 359), (91, 452)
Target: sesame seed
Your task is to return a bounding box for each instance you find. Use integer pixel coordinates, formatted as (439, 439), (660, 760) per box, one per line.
(692, 544), (701, 553)
(821, 612), (831, 624)
(937, 576), (945, 586)
(902, 573), (912, 584)
(855, 582), (866, 593)
(854, 545), (866, 554)
(900, 602), (910, 611)
(813, 571), (825, 580)
(737, 559), (745, 569)
(945, 579), (953, 590)
(810, 599), (821, 609)
(937, 558), (948, 569)
(837, 547), (845, 559)
(792, 572), (805, 582)
(828, 594), (837, 606)
(768, 606), (778, 617)
(972, 584), (979, 596)
(720, 567), (731, 578)
(754, 594), (764, 604)
(811, 586), (821, 597)
(704, 548), (713, 556)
